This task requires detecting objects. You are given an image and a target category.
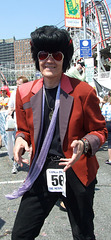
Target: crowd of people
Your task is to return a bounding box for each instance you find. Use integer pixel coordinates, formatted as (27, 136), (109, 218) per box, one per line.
(0, 25), (110, 240)
(0, 76), (28, 173)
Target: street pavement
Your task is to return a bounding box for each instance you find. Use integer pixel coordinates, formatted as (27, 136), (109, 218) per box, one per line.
(0, 141), (111, 240)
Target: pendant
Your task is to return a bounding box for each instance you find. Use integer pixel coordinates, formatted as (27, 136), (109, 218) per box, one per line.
(49, 110), (53, 121)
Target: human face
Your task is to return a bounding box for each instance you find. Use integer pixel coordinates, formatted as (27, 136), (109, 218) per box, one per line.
(76, 64), (82, 71)
(16, 79), (23, 87)
(38, 51), (64, 82)
(1, 90), (7, 97)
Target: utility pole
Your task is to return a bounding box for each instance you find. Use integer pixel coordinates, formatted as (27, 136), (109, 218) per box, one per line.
(83, 0), (86, 39)
(97, 42), (100, 81)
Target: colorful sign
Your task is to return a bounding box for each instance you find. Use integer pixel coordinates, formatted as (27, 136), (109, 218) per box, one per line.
(64, 0), (82, 28)
(80, 39), (92, 58)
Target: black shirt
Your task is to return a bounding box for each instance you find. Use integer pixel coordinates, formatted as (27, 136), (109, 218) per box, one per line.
(39, 87), (64, 158)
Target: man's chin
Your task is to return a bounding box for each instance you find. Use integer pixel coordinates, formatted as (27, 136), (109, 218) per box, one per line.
(43, 71), (56, 77)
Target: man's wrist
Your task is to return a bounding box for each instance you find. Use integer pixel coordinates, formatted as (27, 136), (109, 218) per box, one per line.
(81, 138), (90, 154)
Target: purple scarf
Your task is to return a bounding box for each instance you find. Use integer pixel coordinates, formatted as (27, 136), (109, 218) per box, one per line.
(6, 83), (60, 200)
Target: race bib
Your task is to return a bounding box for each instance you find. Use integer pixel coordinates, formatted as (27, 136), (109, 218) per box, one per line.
(46, 169), (66, 196)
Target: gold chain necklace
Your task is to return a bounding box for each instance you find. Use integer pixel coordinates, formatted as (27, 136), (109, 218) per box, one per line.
(44, 89), (54, 121)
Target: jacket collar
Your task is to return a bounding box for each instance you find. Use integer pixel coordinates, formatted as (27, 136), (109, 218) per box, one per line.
(31, 78), (43, 94)
(61, 73), (73, 94)
(31, 73), (73, 94)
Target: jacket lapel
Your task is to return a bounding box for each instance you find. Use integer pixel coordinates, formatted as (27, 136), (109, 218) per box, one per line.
(60, 74), (74, 147)
(31, 80), (43, 146)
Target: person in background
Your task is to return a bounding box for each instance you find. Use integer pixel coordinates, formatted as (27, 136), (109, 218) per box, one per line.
(0, 85), (10, 110)
(108, 90), (111, 99)
(6, 25), (107, 240)
(0, 85), (10, 147)
(100, 94), (109, 109)
(65, 61), (86, 81)
(7, 76), (28, 174)
(102, 96), (111, 165)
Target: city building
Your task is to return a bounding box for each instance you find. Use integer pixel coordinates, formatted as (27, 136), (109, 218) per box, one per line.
(0, 37), (38, 85)
(0, 38), (15, 63)
(14, 38), (33, 64)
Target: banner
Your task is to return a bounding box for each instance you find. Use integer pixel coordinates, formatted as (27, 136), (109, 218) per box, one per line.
(85, 58), (94, 83)
(93, 78), (110, 98)
(64, 0), (82, 28)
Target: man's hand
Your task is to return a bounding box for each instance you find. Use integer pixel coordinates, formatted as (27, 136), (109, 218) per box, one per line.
(13, 137), (30, 167)
(59, 140), (84, 171)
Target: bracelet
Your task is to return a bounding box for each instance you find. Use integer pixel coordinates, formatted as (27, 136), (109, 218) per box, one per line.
(81, 138), (89, 154)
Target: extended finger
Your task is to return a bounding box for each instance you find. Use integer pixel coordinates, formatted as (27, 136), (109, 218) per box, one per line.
(22, 158), (29, 165)
(60, 158), (70, 162)
(63, 163), (72, 172)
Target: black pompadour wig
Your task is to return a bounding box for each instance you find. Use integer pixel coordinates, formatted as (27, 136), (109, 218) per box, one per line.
(30, 25), (74, 72)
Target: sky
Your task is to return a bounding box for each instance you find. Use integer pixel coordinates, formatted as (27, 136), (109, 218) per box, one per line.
(0, 0), (111, 40)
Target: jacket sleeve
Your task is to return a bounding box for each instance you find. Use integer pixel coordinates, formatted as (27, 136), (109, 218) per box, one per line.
(15, 87), (31, 146)
(83, 88), (108, 155)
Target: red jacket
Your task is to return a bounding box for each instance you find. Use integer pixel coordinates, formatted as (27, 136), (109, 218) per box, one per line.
(16, 74), (107, 186)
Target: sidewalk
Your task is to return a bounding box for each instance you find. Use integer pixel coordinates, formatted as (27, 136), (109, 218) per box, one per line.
(0, 142), (111, 240)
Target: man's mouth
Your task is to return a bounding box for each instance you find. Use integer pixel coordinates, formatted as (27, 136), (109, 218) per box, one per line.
(45, 65), (56, 69)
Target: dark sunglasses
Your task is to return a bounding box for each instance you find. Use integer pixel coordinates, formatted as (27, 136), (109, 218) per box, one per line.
(38, 51), (64, 61)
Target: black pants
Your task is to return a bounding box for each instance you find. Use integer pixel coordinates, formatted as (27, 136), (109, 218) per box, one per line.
(12, 160), (96, 240)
